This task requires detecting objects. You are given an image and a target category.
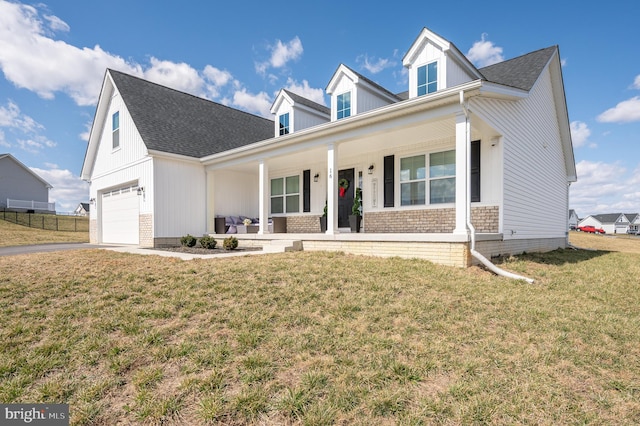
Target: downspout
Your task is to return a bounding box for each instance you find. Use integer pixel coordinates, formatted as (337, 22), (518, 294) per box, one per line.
(459, 91), (534, 283)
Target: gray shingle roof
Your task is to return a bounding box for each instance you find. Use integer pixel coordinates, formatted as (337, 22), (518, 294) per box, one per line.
(282, 89), (330, 115)
(478, 46), (557, 91)
(592, 213), (626, 224)
(109, 70), (274, 158)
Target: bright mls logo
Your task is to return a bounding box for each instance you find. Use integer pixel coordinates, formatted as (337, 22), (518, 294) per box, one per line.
(1, 404), (68, 425)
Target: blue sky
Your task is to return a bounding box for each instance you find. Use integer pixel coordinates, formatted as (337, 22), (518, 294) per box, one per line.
(1, 0), (639, 216)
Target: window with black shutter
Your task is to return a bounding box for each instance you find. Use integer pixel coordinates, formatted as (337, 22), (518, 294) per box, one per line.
(470, 140), (480, 202)
(384, 155), (394, 207)
(303, 169), (311, 212)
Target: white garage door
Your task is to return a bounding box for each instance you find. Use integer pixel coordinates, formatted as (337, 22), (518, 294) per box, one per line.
(101, 184), (139, 244)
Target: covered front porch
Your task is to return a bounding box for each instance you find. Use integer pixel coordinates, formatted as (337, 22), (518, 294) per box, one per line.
(202, 89), (506, 266)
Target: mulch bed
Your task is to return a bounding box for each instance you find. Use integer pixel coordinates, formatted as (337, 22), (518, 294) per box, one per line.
(153, 246), (262, 255)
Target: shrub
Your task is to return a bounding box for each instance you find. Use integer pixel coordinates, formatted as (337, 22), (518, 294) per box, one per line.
(180, 234), (197, 247)
(200, 236), (217, 249)
(223, 236), (238, 250)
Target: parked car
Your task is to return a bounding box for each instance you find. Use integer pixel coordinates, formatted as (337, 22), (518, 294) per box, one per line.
(577, 225), (606, 234)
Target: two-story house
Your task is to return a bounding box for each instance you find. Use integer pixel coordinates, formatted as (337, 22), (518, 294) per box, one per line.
(82, 27), (576, 267)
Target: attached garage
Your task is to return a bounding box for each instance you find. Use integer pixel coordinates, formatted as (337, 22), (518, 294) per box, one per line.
(101, 184), (139, 244)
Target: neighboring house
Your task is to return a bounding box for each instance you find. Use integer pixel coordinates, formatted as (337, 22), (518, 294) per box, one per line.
(569, 209), (579, 230)
(0, 153), (54, 212)
(75, 202), (90, 216)
(82, 27), (576, 267)
(628, 214), (640, 233)
(578, 213), (638, 234)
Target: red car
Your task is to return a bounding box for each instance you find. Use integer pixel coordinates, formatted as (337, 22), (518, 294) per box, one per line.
(577, 225), (605, 234)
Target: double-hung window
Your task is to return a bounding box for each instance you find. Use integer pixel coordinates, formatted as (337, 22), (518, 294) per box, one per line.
(279, 113), (290, 135)
(429, 150), (455, 204)
(400, 149), (456, 205)
(337, 92), (351, 120)
(271, 175), (300, 214)
(112, 111), (120, 149)
(400, 155), (426, 206)
(417, 61), (438, 96)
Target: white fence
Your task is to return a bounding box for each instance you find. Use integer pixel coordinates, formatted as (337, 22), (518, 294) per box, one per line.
(7, 198), (56, 212)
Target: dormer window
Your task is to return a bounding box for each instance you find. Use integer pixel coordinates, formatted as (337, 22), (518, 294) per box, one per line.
(279, 113), (290, 135)
(337, 92), (351, 120)
(417, 62), (438, 96)
(112, 111), (120, 149)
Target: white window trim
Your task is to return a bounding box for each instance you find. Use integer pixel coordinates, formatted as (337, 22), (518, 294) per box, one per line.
(416, 60), (438, 96)
(398, 148), (456, 207)
(336, 91), (352, 120)
(270, 174), (301, 215)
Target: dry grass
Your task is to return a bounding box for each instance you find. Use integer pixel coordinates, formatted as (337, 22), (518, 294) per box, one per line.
(0, 218), (89, 246)
(570, 230), (640, 253)
(1, 232), (640, 424)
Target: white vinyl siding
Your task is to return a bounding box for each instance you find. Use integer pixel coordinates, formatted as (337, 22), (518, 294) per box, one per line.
(473, 65), (568, 239)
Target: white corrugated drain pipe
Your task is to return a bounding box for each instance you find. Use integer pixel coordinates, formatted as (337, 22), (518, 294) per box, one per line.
(459, 91), (534, 283)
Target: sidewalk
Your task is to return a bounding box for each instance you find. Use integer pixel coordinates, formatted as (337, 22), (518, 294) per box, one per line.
(0, 243), (268, 259)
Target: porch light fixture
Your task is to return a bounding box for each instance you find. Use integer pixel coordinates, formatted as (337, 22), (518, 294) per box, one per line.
(137, 186), (145, 196)
(314, 173), (319, 182)
(368, 164), (374, 174)
(89, 198), (96, 204)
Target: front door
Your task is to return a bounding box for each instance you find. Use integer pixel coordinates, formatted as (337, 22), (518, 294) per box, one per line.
(338, 168), (355, 228)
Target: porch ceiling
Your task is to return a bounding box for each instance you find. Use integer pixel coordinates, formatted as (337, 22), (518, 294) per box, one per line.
(221, 112), (496, 174)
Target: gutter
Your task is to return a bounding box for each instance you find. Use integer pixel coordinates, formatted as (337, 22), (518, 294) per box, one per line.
(459, 90), (534, 283)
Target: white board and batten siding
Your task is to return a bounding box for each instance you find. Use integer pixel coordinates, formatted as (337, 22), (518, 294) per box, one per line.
(91, 92), (148, 179)
(153, 157), (206, 238)
(89, 91), (153, 244)
(473, 66), (569, 240)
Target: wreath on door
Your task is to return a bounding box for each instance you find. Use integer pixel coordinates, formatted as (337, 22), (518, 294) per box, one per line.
(338, 178), (349, 197)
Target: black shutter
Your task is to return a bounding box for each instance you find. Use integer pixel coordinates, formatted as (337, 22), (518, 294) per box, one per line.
(303, 169), (311, 212)
(384, 155), (394, 208)
(470, 140), (481, 202)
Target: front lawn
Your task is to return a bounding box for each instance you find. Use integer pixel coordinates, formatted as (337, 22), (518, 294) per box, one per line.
(0, 234), (639, 424)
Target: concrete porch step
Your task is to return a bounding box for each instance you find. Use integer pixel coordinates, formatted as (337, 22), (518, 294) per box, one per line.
(262, 240), (303, 253)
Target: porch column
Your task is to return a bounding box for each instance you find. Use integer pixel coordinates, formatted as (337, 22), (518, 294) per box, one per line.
(258, 160), (270, 234)
(205, 169), (215, 233)
(454, 112), (469, 235)
(326, 143), (338, 234)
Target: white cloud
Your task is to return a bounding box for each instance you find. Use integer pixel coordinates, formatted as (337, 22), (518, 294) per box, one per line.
(284, 78), (326, 106)
(255, 36), (303, 76)
(0, 100), (42, 133)
(570, 121), (591, 148)
(231, 88), (272, 118)
(31, 166), (89, 212)
(0, 129), (8, 147)
(570, 160), (640, 215)
(270, 37), (303, 68)
(44, 14), (70, 32)
(466, 33), (504, 68)
(203, 65), (233, 87)
(633, 75), (640, 90)
(144, 57), (205, 95)
(0, 0), (143, 105)
(597, 96), (640, 123)
(357, 54), (395, 74)
(0, 99), (56, 153)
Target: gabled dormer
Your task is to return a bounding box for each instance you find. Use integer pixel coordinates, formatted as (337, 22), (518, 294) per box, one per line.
(270, 89), (330, 137)
(325, 64), (401, 122)
(402, 27), (482, 99)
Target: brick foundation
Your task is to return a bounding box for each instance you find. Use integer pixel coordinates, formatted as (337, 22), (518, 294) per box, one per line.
(286, 215), (322, 233)
(90, 219), (98, 244)
(139, 214), (153, 247)
(364, 206), (499, 233)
